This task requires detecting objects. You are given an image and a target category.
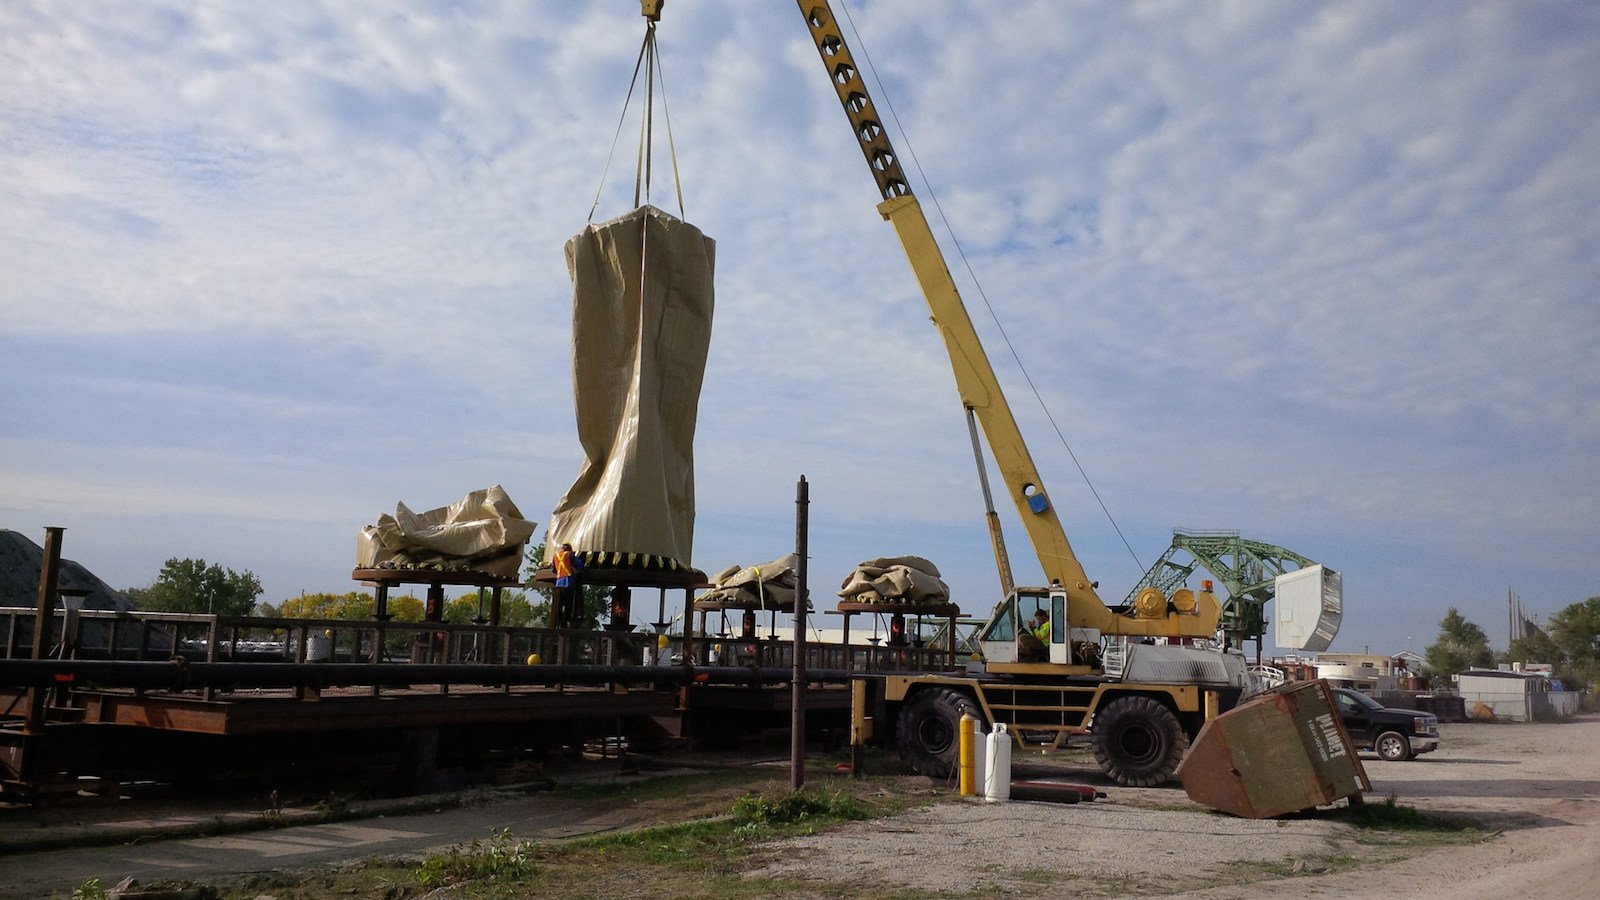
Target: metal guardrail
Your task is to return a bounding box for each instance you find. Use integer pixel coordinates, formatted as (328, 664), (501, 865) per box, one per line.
(2, 606), (632, 668)
(0, 607), (960, 681)
(0, 658), (857, 691)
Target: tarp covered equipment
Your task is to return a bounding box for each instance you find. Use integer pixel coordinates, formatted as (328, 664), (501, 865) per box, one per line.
(547, 205), (715, 571)
(838, 555), (950, 604)
(696, 554), (803, 611)
(356, 485), (536, 578)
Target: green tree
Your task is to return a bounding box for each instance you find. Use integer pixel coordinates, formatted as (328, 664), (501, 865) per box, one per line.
(498, 594), (539, 628)
(258, 591), (426, 623)
(387, 595), (425, 623)
(442, 590), (540, 627)
(1549, 596), (1600, 663)
(128, 558), (262, 616)
(1423, 607), (1494, 685)
(259, 592), (373, 620)
(1547, 596), (1600, 692)
(1503, 627), (1563, 669)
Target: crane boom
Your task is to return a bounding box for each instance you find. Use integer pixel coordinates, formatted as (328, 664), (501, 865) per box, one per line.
(797, 1), (1214, 639)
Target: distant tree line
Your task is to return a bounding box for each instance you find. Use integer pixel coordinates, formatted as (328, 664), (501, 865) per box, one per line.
(120, 537), (613, 629)
(1425, 597), (1600, 692)
(123, 558), (262, 617)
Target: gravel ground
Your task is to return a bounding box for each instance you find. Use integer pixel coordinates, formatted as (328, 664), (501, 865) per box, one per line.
(7, 715), (1596, 897)
(748, 715), (1600, 897)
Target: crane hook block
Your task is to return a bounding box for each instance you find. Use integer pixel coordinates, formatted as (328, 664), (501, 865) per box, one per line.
(641, 0), (664, 21)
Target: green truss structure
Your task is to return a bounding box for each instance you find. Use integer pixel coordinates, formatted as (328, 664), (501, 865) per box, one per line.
(1125, 530), (1317, 649)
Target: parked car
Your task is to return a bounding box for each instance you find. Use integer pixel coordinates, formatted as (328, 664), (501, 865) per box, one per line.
(1331, 687), (1440, 760)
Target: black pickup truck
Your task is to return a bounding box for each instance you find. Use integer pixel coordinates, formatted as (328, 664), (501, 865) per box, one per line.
(1331, 687), (1441, 760)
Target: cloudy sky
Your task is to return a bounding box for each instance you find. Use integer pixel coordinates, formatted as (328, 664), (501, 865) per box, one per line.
(3, 1), (1596, 656)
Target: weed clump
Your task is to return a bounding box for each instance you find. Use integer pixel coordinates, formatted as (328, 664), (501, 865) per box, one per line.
(731, 789), (871, 835)
(415, 827), (536, 888)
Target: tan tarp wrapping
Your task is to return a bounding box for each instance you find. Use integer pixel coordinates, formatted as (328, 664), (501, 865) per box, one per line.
(862, 555), (941, 577)
(838, 567), (884, 598)
(838, 556), (949, 603)
(700, 553), (801, 610)
(356, 485), (536, 578)
(547, 205), (715, 568)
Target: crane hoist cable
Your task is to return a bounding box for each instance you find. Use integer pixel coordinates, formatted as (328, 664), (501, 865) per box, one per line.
(834, 0), (1147, 578)
(587, 11), (687, 223)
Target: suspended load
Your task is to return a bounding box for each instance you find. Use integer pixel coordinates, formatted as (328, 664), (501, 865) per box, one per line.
(356, 485), (536, 578)
(546, 205), (715, 573)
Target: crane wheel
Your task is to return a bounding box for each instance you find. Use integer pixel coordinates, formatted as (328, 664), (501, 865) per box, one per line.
(896, 687), (980, 779)
(1090, 696), (1187, 787)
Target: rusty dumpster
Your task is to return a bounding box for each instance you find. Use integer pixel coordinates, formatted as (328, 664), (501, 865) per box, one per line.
(1175, 679), (1369, 818)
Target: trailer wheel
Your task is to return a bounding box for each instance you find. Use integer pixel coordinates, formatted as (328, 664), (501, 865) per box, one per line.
(897, 688), (979, 778)
(1091, 696), (1187, 787)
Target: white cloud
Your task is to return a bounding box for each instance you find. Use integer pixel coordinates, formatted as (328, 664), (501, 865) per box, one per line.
(2, 1), (1596, 649)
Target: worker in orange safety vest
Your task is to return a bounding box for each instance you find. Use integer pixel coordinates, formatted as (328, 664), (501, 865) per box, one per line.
(551, 542), (583, 628)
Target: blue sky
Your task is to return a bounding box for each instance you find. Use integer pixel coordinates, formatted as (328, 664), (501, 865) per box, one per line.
(3, 1), (1597, 656)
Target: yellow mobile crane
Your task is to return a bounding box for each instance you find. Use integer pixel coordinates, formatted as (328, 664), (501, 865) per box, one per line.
(635, 0), (1248, 784)
(790, 2), (1254, 786)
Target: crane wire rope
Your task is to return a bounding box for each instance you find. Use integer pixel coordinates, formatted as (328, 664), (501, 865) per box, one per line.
(585, 15), (692, 463)
(835, 1), (1146, 577)
(587, 18), (687, 223)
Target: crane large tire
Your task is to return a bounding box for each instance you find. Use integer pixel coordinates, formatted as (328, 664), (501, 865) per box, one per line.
(1091, 696), (1188, 787)
(897, 688), (980, 778)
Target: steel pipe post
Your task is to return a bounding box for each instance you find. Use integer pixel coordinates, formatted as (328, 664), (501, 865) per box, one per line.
(792, 475), (809, 791)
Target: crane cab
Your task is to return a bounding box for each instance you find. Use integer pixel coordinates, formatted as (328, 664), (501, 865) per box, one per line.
(974, 587), (1101, 675)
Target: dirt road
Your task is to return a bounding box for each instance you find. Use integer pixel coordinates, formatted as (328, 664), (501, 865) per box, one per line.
(751, 716), (1600, 897)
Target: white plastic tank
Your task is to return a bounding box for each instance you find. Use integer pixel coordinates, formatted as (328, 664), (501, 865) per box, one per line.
(984, 724), (1012, 802)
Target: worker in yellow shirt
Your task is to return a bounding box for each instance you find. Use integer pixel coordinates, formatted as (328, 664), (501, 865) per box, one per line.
(1030, 608), (1051, 642)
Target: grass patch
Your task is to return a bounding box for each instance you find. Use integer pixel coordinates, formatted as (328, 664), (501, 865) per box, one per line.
(268, 785), (894, 899)
(1344, 796), (1439, 829)
(731, 789), (871, 830)
(415, 827), (537, 889)
(559, 767), (782, 801)
(1338, 795), (1480, 836)
(1297, 795), (1487, 853)
(1225, 852), (1368, 880)
(1008, 867), (1057, 885)
(195, 774), (942, 899)
(1213, 796), (1486, 892)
